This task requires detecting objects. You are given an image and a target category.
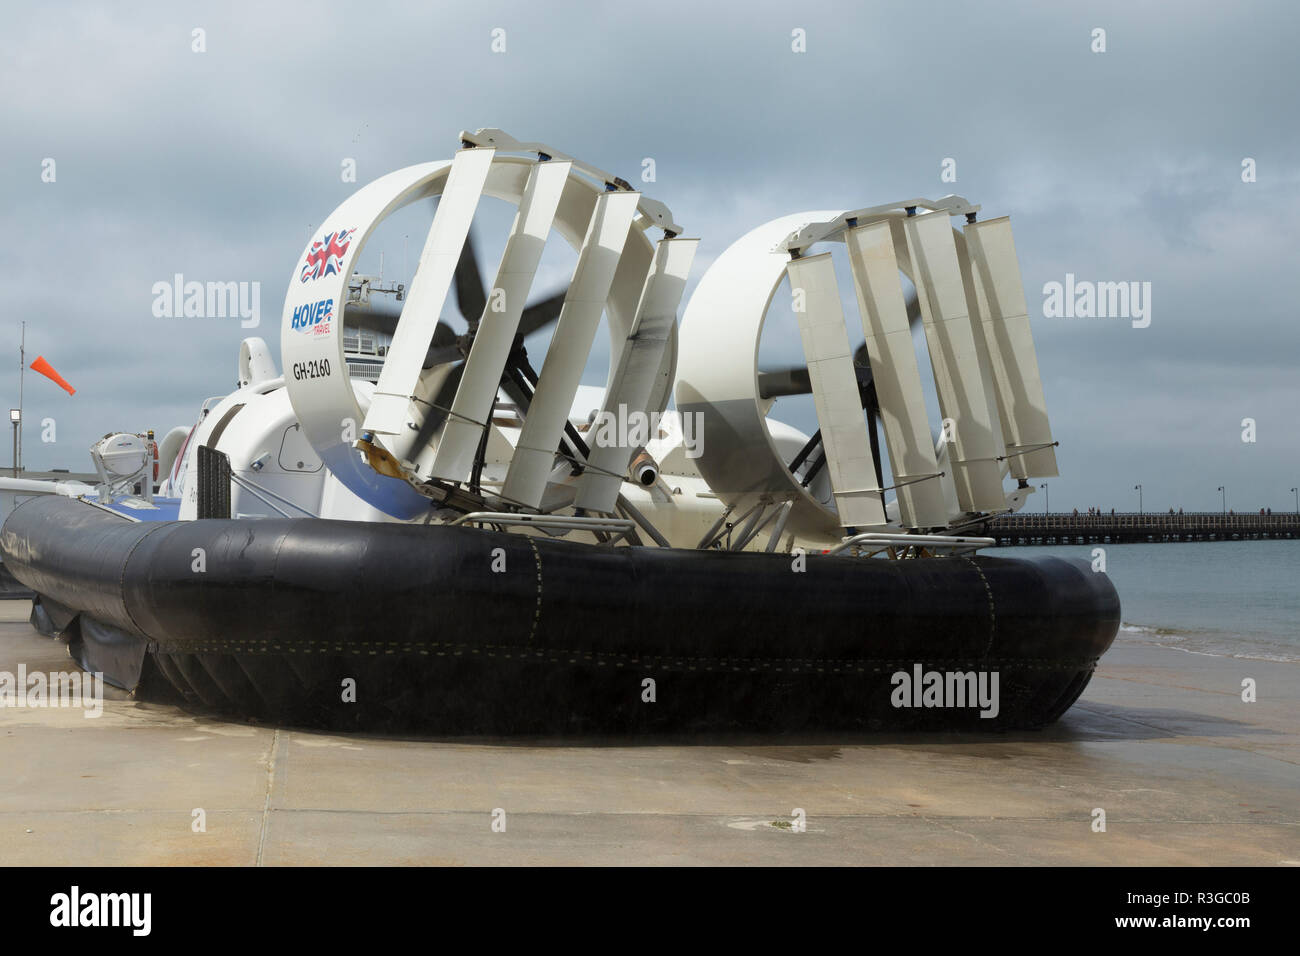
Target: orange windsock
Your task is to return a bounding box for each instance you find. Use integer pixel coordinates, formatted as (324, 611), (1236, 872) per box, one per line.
(30, 356), (76, 396)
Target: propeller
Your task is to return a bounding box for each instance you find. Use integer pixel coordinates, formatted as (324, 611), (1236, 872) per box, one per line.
(453, 228), (488, 322)
(518, 288), (567, 339)
(760, 288), (920, 491)
(350, 231), (569, 366)
(346, 299), (462, 367)
(757, 289), (921, 401)
(386, 230), (570, 456)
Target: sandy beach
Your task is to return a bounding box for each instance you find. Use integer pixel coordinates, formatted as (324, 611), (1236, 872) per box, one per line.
(1, 600), (1295, 866)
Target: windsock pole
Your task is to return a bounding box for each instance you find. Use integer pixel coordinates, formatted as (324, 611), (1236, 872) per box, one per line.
(17, 321), (23, 474)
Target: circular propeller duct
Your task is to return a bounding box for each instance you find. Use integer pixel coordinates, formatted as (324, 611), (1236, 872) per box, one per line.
(676, 211), (932, 541)
(280, 154), (669, 519)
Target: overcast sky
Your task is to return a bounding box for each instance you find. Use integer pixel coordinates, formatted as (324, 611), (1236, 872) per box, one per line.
(3, 0), (1297, 512)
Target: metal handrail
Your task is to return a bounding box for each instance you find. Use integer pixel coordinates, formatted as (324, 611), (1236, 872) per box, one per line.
(828, 532), (995, 557)
(450, 511), (637, 544)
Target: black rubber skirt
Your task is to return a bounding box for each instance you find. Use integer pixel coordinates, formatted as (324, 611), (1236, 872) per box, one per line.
(1, 495), (1119, 733)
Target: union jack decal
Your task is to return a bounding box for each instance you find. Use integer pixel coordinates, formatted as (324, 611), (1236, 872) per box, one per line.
(300, 228), (356, 283)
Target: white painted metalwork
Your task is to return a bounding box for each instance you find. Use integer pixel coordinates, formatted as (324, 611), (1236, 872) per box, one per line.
(844, 221), (947, 528)
(775, 195), (980, 255)
(576, 237), (698, 514)
(364, 146), (495, 445)
(786, 253), (885, 528)
(430, 159), (571, 481)
(280, 133), (670, 520)
(262, 131), (1059, 552)
(502, 190), (641, 509)
(903, 212), (1006, 513)
(962, 217), (1059, 479)
(675, 211), (848, 542)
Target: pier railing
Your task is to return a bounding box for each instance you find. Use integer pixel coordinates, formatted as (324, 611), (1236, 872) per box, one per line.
(982, 511), (1300, 545)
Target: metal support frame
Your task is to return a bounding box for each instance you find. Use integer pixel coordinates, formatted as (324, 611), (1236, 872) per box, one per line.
(695, 504), (735, 550)
(775, 195), (981, 256)
(728, 499), (779, 551)
(616, 494), (671, 548)
(459, 128), (681, 236)
(228, 472), (320, 519)
(997, 440), (1060, 463)
(449, 511), (637, 544)
(765, 500), (795, 552)
(827, 532), (995, 558)
(787, 428), (822, 476)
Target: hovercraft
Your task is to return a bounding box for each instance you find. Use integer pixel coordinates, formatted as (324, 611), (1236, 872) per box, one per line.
(1, 128), (1119, 733)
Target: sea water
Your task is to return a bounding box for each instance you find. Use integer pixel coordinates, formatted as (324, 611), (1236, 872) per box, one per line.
(994, 539), (1300, 662)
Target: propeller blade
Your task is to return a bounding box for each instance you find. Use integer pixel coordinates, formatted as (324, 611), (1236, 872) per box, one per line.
(344, 301), (402, 337)
(757, 367), (812, 400)
(853, 288), (920, 368)
(764, 291), (918, 398)
(518, 288), (568, 339)
(905, 287), (921, 324)
(346, 299), (461, 368)
(453, 230), (487, 324)
(500, 367), (532, 417)
(433, 316), (458, 344)
(864, 380), (884, 490)
(411, 362), (466, 451)
(421, 343), (463, 369)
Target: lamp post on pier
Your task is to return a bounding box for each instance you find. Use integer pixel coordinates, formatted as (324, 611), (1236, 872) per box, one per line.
(1134, 483), (1142, 515)
(1039, 482), (1048, 514)
(1291, 487), (1297, 515)
(1217, 486), (1226, 515)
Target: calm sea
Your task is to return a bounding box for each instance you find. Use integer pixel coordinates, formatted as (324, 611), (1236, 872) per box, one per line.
(994, 539), (1300, 662)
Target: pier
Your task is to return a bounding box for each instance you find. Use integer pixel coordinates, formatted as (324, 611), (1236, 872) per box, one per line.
(982, 512), (1300, 546)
